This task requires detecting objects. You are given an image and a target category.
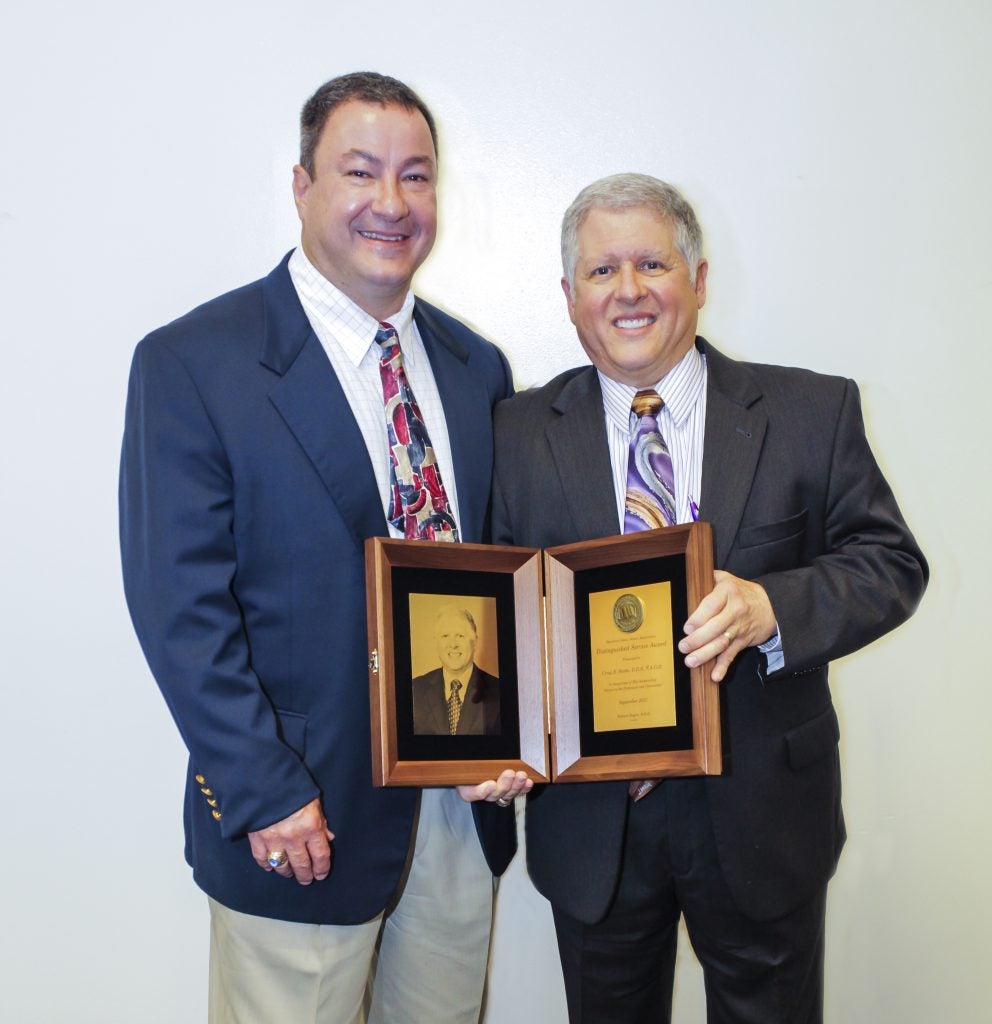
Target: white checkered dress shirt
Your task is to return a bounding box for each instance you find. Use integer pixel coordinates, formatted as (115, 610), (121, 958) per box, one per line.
(288, 247), (461, 538)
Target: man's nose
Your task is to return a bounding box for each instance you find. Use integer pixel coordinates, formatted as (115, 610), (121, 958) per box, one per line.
(615, 263), (646, 303)
(371, 176), (409, 220)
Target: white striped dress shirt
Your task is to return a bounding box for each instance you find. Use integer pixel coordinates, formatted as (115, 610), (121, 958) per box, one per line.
(599, 344), (782, 664)
(287, 246), (461, 538)
(599, 344), (707, 530)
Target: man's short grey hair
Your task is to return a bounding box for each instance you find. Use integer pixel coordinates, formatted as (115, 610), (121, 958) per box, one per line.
(434, 605), (477, 635)
(560, 173), (704, 286)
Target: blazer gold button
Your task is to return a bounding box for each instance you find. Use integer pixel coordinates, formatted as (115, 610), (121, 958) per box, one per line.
(211, 809), (222, 821)
(201, 787), (213, 796)
(195, 774), (206, 785)
(207, 798), (218, 807)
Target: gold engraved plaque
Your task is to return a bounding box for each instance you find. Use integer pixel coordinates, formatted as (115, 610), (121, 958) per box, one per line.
(589, 582), (676, 733)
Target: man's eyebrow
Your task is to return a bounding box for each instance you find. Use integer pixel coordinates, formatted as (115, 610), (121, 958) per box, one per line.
(341, 148), (381, 165)
(582, 248), (667, 266)
(582, 247), (626, 264)
(340, 149), (435, 170)
(400, 154), (436, 171)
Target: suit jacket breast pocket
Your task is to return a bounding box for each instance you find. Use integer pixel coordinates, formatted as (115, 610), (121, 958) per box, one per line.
(734, 508), (808, 574)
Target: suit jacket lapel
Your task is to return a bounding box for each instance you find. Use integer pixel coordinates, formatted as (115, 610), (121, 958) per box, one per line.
(424, 672), (449, 735)
(546, 368), (620, 541)
(260, 256), (387, 548)
(414, 302), (491, 543)
(698, 340), (767, 565)
(457, 668), (484, 735)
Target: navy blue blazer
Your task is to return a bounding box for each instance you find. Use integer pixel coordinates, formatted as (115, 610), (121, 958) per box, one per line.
(120, 254), (515, 925)
(492, 339), (928, 924)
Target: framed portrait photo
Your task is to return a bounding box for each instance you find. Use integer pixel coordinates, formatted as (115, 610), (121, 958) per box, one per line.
(365, 537), (549, 786)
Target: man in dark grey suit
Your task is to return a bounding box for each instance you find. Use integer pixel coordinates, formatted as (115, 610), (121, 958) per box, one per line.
(412, 605), (501, 736)
(491, 173), (927, 1023)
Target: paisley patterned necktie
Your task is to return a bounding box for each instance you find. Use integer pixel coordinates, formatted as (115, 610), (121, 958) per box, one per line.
(375, 323), (459, 542)
(624, 389), (676, 532)
(447, 679), (463, 735)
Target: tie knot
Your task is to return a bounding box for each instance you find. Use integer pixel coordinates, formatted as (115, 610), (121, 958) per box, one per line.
(631, 389), (663, 419)
(450, 679), (462, 697)
(375, 322), (399, 350)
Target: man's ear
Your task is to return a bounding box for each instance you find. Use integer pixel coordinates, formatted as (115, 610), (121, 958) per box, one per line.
(694, 259), (709, 308)
(291, 164), (312, 215)
(561, 277), (577, 325)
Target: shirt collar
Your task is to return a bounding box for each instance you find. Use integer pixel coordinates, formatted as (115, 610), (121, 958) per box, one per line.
(443, 668), (471, 700)
(288, 246), (418, 367)
(599, 343), (706, 434)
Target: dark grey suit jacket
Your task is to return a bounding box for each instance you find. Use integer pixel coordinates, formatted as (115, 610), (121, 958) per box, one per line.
(411, 666), (502, 736)
(491, 338), (927, 924)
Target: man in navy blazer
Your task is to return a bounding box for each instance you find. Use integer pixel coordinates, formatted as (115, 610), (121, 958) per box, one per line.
(120, 72), (530, 1024)
(491, 174), (927, 1023)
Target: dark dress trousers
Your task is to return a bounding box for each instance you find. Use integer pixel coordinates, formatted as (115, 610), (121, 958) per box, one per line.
(412, 666), (502, 736)
(491, 338), (928, 928)
(120, 254), (516, 926)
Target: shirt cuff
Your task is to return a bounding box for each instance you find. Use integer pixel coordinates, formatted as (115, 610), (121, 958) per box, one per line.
(758, 627), (784, 675)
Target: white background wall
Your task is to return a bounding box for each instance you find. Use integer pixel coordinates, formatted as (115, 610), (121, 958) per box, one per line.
(2, 2), (989, 1021)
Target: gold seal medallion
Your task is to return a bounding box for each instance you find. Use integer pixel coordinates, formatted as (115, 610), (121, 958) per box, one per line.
(612, 593), (644, 633)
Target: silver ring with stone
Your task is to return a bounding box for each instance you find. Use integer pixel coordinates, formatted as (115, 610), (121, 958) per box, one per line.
(496, 797), (512, 808)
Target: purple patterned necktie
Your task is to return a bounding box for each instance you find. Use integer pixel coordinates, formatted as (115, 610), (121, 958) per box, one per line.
(624, 389), (676, 533)
(625, 391), (674, 801)
(375, 323), (459, 542)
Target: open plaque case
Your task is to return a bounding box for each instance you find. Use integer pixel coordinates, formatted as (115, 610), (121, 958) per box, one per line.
(365, 523), (720, 785)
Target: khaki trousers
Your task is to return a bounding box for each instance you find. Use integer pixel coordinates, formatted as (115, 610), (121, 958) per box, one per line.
(208, 788), (494, 1024)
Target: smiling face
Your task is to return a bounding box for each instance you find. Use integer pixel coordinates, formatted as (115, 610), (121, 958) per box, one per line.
(292, 100), (437, 320)
(434, 610), (477, 676)
(562, 205), (707, 387)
